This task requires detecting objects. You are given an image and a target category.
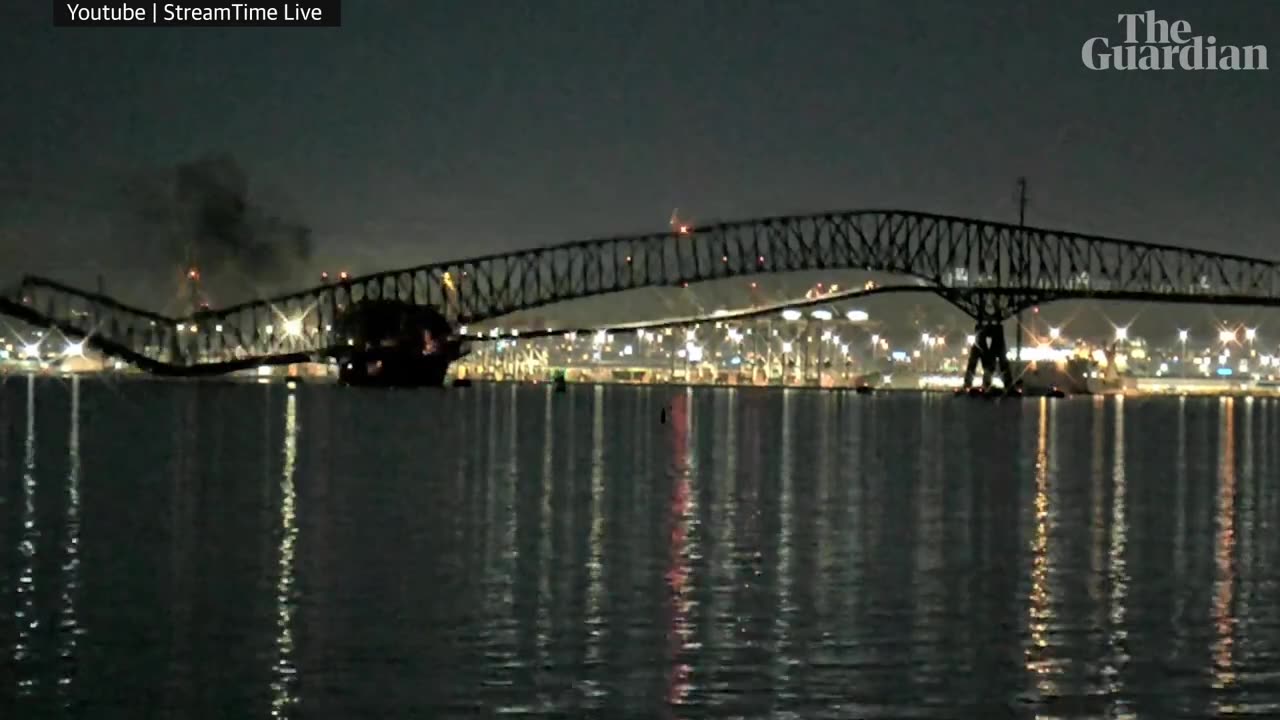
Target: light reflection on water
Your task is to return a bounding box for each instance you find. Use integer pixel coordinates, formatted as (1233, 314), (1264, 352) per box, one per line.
(2, 380), (1280, 718)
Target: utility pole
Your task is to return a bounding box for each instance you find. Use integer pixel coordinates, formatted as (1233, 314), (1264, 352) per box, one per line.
(1015, 177), (1029, 364)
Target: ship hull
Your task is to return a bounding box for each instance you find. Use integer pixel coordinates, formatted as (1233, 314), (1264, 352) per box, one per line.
(338, 352), (454, 387)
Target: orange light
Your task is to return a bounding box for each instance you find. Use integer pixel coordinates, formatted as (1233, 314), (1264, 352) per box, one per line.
(187, 268), (199, 280)
(339, 271), (349, 281)
(678, 224), (690, 234)
(750, 282), (757, 288)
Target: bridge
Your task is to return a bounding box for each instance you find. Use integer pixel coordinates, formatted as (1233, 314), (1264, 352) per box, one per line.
(5, 208), (1280, 388)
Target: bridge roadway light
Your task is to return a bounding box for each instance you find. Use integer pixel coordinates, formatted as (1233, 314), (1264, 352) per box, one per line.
(846, 310), (869, 322)
(22, 343), (41, 359)
(283, 317), (304, 337)
(64, 341), (85, 357)
(810, 309), (833, 321)
(781, 309), (803, 322)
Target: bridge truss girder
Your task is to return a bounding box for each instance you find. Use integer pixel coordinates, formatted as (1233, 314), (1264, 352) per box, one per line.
(6, 208), (1280, 370)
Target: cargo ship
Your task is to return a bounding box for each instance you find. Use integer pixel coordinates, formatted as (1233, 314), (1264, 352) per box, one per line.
(332, 301), (466, 387)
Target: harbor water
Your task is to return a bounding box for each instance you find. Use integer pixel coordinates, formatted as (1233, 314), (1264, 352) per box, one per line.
(2, 377), (1280, 718)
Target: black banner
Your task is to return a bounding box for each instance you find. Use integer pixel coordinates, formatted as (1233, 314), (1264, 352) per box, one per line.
(54, 1), (342, 27)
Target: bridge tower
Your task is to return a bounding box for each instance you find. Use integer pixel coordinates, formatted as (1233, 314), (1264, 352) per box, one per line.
(963, 321), (1014, 390)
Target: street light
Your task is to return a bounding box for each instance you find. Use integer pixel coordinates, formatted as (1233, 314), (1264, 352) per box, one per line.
(1219, 328), (1236, 344)
(1048, 327), (1060, 340)
(1246, 328), (1257, 341)
(1178, 329), (1188, 374)
(1114, 327), (1128, 341)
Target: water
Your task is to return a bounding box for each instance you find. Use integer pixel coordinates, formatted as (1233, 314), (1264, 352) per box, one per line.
(2, 377), (1280, 719)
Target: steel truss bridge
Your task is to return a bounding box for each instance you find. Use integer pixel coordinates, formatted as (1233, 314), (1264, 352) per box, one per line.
(4, 208), (1280, 387)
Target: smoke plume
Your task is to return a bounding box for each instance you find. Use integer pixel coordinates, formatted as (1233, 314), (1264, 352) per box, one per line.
(112, 152), (313, 308)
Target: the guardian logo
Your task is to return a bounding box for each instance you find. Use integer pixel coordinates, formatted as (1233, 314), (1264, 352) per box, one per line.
(1083, 10), (1267, 70)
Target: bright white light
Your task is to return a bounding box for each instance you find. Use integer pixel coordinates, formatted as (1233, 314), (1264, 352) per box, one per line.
(871, 334), (881, 345)
(256, 366), (273, 377)
(215, 324), (224, 332)
(1178, 329), (1188, 341)
(727, 329), (743, 343)
(810, 309), (833, 321)
(712, 309), (730, 317)
(22, 343), (40, 359)
(840, 344), (849, 354)
(685, 343), (703, 363)
(685, 329), (697, 341)
(921, 333), (931, 344)
(283, 318), (303, 337)
(490, 328), (501, 338)
(64, 341), (84, 357)
(781, 309), (803, 321)
(846, 310), (869, 322)
(565, 331), (578, 341)
(1048, 327), (1060, 340)
(1246, 328), (1257, 341)
(1114, 327), (1128, 341)
(966, 335), (976, 346)
(593, 330), (608, 345)
(1219, 329), (1236, 343)
(1012, 346), (1073, 362)
(781, 341), (794, 353)
(176, 324), (186, 332)
(622, 344), (633, 356)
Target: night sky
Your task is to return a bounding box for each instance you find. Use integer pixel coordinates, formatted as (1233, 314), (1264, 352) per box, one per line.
(1, 1), (1277, 315)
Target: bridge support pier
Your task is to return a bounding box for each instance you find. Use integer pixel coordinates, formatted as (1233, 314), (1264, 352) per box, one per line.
(963, 322), (1014, 390)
